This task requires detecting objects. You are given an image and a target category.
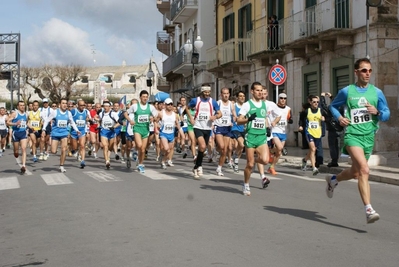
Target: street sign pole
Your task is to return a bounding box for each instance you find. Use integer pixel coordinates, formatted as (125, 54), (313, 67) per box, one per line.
(275, 59), (279, 103)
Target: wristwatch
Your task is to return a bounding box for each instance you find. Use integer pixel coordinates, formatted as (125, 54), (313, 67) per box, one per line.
(376, 111), (380, 116)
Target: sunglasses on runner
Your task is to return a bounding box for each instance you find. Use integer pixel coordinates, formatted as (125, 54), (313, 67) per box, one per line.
(357, 68), (372, 74)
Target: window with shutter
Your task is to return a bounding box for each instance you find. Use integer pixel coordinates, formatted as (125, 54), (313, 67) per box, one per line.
(305, 73), (318, 97)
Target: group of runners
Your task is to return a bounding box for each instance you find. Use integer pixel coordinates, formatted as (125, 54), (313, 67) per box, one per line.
(1, 58), (390, 224)
(0, 84), (294, 189)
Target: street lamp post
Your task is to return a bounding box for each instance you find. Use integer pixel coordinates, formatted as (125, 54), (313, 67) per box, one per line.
(183, 28), (203, 94)
(147, 59), (154, 101)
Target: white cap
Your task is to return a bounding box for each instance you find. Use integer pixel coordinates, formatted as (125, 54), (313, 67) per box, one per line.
(278, 93), (287, 98)
(164, 98), (173, 105)
(42, 98), (49, 103)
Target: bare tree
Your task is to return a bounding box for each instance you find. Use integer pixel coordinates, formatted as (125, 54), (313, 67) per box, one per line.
(18, 81), (33, 105)
(21, 64), (87, 103)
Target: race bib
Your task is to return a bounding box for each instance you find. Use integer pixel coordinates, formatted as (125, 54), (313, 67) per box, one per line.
(149, 123), (155, 132)
(103, 118), (113, 128)
(252, 118), (266, 129)
(19, 120), (27, 129)
(309, 121), (319, 129)
(351, 108), (371, 124)
(57, 120), (67, 128)
(221, 116), (229, 125)
(163, 123), (174, 134)
(138, 115), (149, 123)
(198, 113), (209, 121)
(278, 119), (287, 127)
(0, 122), (5, 127)
(76, 120), (86, 128)
(31, 121), (40, 128)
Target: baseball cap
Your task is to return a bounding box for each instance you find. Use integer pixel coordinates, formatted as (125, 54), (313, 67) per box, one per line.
(278, 93), (287, 98)
(164, 98), (173, 105)
(42, 98), (49, 103)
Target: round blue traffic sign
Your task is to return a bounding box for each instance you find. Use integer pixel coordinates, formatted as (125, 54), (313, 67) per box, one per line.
(269, 64), (287, 86)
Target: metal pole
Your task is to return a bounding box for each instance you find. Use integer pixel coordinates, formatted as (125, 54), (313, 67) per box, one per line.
(275, 59), (279, 103)
(275, 85), (279, 103)
(192, 30), (195, 94)
(366, 4), (370, 59)
(10, 75), (13, 111)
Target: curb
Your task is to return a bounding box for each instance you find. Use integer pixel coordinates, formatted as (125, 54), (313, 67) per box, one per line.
(279, 157), (399, 186)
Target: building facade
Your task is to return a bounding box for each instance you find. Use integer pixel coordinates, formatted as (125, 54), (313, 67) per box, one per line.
(206, 0), (399, 152)
(156, 0), (217, 100)
(0, 60), (168, 104)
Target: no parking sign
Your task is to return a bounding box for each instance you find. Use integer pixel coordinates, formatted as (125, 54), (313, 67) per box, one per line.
(268, 62), (287, 102)
(269, 64), (287, 86)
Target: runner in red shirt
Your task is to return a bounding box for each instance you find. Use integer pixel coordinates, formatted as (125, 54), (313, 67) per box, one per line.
(89, 103), (102, 158)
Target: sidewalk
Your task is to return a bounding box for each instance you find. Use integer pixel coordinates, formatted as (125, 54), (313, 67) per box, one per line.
(279, 146), (399, 186)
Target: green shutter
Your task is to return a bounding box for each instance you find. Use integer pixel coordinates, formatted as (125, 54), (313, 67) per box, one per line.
(306, 0), (317, 8)
(230, 13), (235, 39)
(335, 67), (350, 91)
(305, 73), (318, 97)
(246, 4), (252, 32)
(223, 16), (227, 41)
(238, 9), (243, 38)
(278, 1), (284, 21)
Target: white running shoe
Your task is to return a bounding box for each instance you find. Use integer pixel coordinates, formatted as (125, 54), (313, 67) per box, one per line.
(59, 166), (66, 173)
(242, 185), (251, 196)
(192, 168), (200, 179)
(43, 153), (49, 161)
(301, 158), (307, 171)
(197, 166), (203, 176)
(366, 208), (380, 224)
(325, 175), (338, 198)
(39, 154), (44, 160)
(216, 167), (224, 176)
(312, 168), (319, 176)
(161, 162), (167, 169)
(167, 160), (174, 167)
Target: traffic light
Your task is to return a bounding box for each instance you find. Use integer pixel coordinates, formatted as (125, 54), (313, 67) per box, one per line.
(147, 78), (152, 87)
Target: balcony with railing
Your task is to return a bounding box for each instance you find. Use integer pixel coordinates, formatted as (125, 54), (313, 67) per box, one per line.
(206, 46), (220, 71)
(171, 0), (198, 24)
(156, 0), (170, 15)
(280, 0), (352, 50)
(247, 24), (284, 59)
(219, 38), (251, 65)
(157, 31), (170, 56)
(157, 76), (170, 92)
(163, 13), (175, 33)
(162, 48), (193, 78)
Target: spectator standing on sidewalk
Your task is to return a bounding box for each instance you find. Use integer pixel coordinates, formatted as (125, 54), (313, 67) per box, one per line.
(325, 57), (390, 224)
(320, 92), (345, 167)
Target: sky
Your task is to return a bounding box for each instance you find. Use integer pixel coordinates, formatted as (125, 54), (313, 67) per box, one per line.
(0, 0), (164, 68)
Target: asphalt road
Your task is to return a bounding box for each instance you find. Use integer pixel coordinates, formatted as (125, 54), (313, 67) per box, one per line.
(1, 148), (399, 267)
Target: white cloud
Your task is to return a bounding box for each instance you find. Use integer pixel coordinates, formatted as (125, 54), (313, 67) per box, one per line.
(23, 18), (108, 66)
(20, 0), (163, 67)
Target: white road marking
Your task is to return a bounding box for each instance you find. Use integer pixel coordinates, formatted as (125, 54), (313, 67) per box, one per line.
(280, 172), (325, 181)
(41, 173), (73, 185)
(15, 157), (33, 175)
(84, 171), (122, 182)
(140, 169), (178, 180)
(175, 168), (232, 180)
(0, 177), (20, 190)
